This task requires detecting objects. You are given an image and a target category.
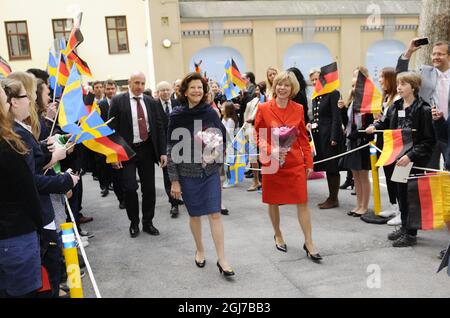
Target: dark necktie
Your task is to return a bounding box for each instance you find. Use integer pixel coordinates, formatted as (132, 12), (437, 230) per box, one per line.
(165, 101), (170, 115)
(133, 97), (148, 142)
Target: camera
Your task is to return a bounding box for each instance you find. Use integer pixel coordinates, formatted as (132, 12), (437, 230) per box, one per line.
(414, 37), (429, 47)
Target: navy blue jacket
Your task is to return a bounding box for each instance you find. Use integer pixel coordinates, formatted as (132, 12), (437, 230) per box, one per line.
(13, 123), (74, 226)
(0, 140), (43, 239)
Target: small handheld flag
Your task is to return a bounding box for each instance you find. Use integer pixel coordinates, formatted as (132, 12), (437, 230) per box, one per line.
(353, 71), (382, 114)
(312, 62), (340, 99)
(0, 56), (12, 78)
(376, 129), (413, 167)
(407, 173), (449, 230)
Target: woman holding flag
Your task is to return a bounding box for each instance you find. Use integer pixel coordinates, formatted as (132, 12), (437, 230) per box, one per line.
(309, 66), (343, 209)
(5, 74), (79, 297)
(366, 72), (436, 247)
(0, 82), (43, 298)
(339, 67), (374, 217)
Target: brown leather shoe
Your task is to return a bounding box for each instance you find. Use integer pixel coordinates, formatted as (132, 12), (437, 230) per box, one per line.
(319, 199), (339, 209)
(317, 198), (329, 208)
(79, 216), (93, 224)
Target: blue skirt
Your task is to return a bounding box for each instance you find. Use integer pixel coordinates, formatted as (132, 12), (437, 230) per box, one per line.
(179, 171), (221, 217)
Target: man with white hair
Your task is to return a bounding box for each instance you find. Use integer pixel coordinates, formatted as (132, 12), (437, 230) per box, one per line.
(156, 81), (183, 218)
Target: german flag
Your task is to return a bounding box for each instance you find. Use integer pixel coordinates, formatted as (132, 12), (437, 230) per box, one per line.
(67, 51), (92, 77)
(0, 56), (12, 78)
(376, 129), (413, 167)
(57, 55), (70, 87)
(63, 12), (84, 56)
(353, 71), (382, 114)
(407, 174), (450, 230)
(82, 133), (135, 164)
(311, 62), (340, 99)
(230, 59), (246, 89)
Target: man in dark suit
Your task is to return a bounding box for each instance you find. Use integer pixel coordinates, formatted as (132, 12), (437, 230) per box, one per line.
(98, 80), (124, 208)
(109, 72), (167, 238)
(155, 81), (183, 218)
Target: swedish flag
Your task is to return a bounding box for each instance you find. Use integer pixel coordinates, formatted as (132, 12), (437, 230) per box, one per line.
(222, 58), (246, 100)
(58, 64), (88, 135)
(226, 128), (248, 185)
(47, 51), (63, 97)
(71, 111), (114, 144)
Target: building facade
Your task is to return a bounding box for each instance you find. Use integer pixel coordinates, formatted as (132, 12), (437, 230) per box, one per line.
(1, 0), (422, 95)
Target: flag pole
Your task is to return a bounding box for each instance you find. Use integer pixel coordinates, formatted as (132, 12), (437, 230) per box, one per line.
(49, 48), (64, 137)
(308, 128), (317, 157)
(358, 129), (417, 133)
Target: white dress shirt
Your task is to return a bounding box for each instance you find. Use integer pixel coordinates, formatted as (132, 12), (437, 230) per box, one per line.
(434, 68), (450, 119)
(160, 98), (173, 114)
(129, 91), (150, 144)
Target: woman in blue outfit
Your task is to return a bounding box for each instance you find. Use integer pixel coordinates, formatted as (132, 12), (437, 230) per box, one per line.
(0, 81), (43, 298)
(167, 72), (235, 276)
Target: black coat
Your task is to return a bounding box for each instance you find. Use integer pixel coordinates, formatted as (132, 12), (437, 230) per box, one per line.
(154, 98), (180, 133)
(292, 91), (309, 124)
(311, 90), (344, 172)
(98, 98), (111, 122)
(0, 140), (43, 239)
(374, 97), (436, 168)
(14, 123), (74, 226)
(109, 93), (166, 160)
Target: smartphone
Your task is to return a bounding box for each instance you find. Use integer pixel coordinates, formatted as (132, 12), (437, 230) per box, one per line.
(414, 37), (429, 47)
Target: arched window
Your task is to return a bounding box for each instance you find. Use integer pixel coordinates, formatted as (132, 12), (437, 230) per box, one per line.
(366, 40), (406, 85)
(284, 42), (333, 99)
(190, 46), (246, 84)
(284, 42), (333, 78)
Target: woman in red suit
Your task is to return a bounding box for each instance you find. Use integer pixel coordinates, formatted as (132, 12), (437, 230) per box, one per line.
(255, 71), (322, 262)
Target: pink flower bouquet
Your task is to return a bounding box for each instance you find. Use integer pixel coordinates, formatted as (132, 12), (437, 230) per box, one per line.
(195, 130), (224, 167)
(272, 126), (299, 167)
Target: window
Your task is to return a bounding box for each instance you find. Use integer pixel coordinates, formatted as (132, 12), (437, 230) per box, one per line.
(105, 16), (129, 54)
(5, 21), (31, 60)
(52, 19), (74, 42)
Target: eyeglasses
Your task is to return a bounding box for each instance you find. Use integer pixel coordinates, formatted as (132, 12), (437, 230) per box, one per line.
(14, 95), (29, 99)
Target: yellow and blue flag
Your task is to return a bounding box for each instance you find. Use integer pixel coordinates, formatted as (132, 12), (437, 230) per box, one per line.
(222, 58), (246, 100)
(47, 51), (63, 97)
(58, 64), (88, 135)
(71, 111), (114, 144)
(226, 128), (248, 185)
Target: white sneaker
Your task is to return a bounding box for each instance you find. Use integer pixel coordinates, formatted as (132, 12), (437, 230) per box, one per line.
(80, 236), (89, 242)
(387, 213), (402, 226)
(76, 240), (89, 248)
(222, 181), (236, 189)
(379, 204), (399, 218)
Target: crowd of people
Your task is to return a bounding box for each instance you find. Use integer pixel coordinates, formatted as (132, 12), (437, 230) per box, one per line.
(0, 37), (449, 298)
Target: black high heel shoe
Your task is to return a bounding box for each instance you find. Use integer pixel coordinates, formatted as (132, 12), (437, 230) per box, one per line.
(303, 244), (323, 262)
(274, 235), (287, 253)
(339, 179), (354, 190)
(217, 261), (235, 276)
(195, 251), (205, 268)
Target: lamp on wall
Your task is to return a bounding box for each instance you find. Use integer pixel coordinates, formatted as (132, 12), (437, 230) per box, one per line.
(162, 39), (172, 48)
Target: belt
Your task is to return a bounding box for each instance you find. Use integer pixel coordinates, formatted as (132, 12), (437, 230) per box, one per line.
(133, 141), (146, 147)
